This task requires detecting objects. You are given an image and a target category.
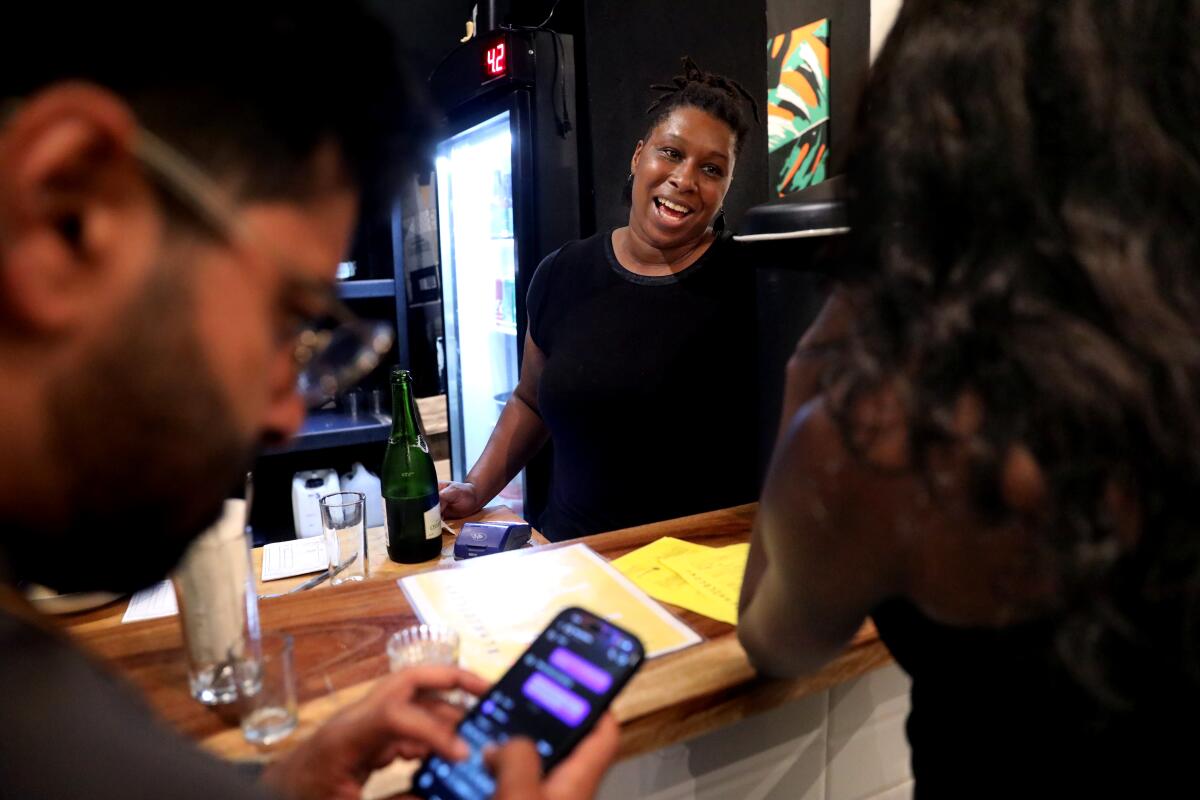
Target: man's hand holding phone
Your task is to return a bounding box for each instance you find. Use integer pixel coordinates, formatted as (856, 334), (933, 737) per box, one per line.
(410, 608), (642, 800)
(261, 665), (620, 800)
(487, 714), (620, 800)
(262, 665), (486, 800)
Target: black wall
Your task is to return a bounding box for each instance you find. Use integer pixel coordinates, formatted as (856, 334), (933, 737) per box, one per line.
(369, 0), (476, 88)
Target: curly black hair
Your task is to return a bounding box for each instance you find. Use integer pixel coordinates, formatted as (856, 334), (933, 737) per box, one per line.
(826, 0), (1200, 705)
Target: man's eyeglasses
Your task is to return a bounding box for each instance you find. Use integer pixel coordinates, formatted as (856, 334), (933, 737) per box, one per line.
(134, 126), (394, 408)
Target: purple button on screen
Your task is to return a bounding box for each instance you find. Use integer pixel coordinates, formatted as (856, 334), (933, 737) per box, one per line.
(549, 647), (613, 694)
(522, 672), (591, 727)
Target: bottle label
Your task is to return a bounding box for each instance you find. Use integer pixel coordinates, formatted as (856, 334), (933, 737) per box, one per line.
(424, 502), (442, 541)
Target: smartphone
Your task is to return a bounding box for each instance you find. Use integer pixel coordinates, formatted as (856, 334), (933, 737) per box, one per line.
(411, 606), (645, 800)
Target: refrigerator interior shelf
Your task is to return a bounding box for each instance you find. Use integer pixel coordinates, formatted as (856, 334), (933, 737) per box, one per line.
(336, 278), (396, 300)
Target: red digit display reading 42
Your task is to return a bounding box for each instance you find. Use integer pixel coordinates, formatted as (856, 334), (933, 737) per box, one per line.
(485, 40), (507, 78)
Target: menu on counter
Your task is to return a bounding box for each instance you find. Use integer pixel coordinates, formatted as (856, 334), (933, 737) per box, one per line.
(400, 544), (700, 681)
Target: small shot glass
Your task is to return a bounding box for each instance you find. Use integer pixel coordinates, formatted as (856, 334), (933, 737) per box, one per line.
(387, 625), (468, 708)
(387, 624), (460, 671)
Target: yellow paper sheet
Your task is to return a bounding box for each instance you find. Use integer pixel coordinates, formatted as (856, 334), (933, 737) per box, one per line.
(657, 543), (750, 625)
(399, 544), (699, 681)
(611, 537), (736, 624)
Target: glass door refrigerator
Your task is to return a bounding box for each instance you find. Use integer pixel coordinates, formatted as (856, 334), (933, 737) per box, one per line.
(431, 27), (580, 520)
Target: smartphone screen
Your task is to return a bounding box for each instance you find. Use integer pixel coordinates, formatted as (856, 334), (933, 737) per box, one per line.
(411, 607), (644, 800)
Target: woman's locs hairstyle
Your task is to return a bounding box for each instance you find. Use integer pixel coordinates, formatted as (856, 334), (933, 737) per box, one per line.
(646, 56), (759, 156)
(623, 57), (760, 209)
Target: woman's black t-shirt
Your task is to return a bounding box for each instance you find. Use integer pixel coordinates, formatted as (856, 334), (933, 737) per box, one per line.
(872, 597), (1200, 797)
(526, 229), (758, 540)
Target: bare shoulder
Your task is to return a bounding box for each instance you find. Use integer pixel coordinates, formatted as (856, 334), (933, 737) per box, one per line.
(764, 380), (922, 603)
(763, 380), (916, 581)
(768, 382), (911, 517)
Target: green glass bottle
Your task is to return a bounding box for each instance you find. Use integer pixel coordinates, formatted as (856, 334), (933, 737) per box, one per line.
(381, 368), (443, 563)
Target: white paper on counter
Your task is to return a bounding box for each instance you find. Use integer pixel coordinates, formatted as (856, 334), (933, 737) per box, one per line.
(122, 580), (178, 623)
(261, 537), (330, 582)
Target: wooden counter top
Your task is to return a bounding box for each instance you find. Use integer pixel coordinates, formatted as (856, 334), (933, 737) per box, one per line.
(67, 504), (890, 775)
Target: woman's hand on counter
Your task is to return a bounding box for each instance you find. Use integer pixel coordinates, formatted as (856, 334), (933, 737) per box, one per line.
(487, 713), (620, 800)
(261, 665), (488, 800)
(439, 480), (483, 519)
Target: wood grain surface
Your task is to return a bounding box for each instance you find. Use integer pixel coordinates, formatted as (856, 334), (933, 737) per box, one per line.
(66, 503), (889, 767)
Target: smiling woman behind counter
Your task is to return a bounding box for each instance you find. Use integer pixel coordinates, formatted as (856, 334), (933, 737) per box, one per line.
(439, 57), (762, 541)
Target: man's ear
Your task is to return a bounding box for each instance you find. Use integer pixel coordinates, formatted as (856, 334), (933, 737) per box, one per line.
(0, 83), (160, 333)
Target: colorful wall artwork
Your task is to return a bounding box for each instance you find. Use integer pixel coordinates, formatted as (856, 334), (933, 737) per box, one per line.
(767, 19), (830, 196)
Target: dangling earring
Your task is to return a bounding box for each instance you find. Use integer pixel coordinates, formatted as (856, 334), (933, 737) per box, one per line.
(713, 207), (726, 233)
(622, 172), (634, 206)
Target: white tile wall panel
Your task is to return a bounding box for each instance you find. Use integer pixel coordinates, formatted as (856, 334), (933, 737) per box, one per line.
(868, 780), (914, 800)
(829, 663), (912, 743)
(597, 691), (829, 800)
(826, 711), (912, 800)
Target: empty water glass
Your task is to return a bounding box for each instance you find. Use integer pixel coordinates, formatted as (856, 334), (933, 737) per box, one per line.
(319, 492), (368, 586)
(240, 633), (298, 747)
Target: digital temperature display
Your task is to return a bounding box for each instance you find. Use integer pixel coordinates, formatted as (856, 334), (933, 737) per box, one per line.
(484, 39), (507, 79)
